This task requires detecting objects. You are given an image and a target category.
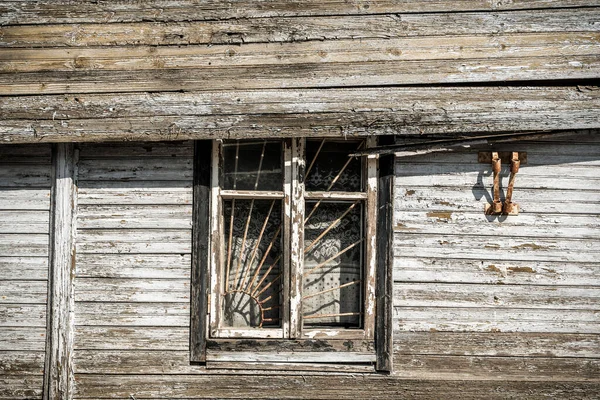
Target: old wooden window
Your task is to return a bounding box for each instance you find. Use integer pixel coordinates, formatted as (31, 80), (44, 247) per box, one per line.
(191, 138), (392, 371)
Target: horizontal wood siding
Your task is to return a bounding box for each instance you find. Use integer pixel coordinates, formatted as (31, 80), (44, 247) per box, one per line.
(73, 142), (194, 396)
(0, 5), (598, 144)
(393, 135), (600, 382)
(0, 145), (51, 399)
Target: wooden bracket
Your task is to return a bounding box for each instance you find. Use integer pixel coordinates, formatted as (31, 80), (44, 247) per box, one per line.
(481, 151), (522, 216)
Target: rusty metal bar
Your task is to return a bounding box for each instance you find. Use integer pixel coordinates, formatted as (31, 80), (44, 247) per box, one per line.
(250, 254), (282, 295)
(490, 151), (503, 214)
(503, 152), (521, 214)
(302, 239), (363, 277)
(246, 225), (282, 293)
(255, 274), (282, 298)
(224, 142), (240, 291)
(303, 312), (363, 319)
(305, 139), (325, 178)
(302, 280), (362, 300)
(304, 201), (359, 255)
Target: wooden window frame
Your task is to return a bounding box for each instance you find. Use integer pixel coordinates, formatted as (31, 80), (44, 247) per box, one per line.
(191, 137), (393, 372)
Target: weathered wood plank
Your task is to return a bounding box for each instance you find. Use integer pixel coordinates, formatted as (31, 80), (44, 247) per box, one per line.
(77, 158), (192, 181)
(0, 328), (46, 352)
(394, 257), (600, 286)
(2, 8), (599, 47)
(1, 55), (599, 96)
(73, 374), (600, 399)
(78, 141), (193, 158)
(394, 332), (600, 358)
(3, 1), (599, 25)
(0, 376), (43, 400)
(0, 190), (50, 211)
(393, 354), (599, 381)
(0, 165), (51, 187)
(44, 143), (76, 400)
(0, 351), (45, 376)
(74, 278), (190, 303)
(394, 307), (600, 333)
(1, 89), (598, 143)
(3, 88), (597, 121)
(0, 211), (49, 234)
(394, 234), (598, 263)
(394, 283), (600, 310)
(0, 234), (49, 257)
(77, 187), (192, 205)
(0, 257), (48, 280)
(74, 326), (188, 350)
(0, 281), (47, 304)
(75, 229), (191, 254)
(0, 305), (46, 327)
(77, 204), (192, 229)
(3, 33), (598, 74)
(74, 302), (189, 326)
(395, 212), (600, 239)
(75, 254), (190, 279)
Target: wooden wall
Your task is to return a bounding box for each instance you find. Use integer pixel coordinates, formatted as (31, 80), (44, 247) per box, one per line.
(65, 138), (599, 398)
(0, 145), (51, 399)
(0, 1), (599, 142)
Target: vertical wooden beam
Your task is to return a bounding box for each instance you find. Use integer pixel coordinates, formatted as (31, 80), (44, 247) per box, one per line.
(288, 138), (304, 338)
(44, 143), (76, 399)
(376, 136), (394, 373)
(190, 140), (212, 362)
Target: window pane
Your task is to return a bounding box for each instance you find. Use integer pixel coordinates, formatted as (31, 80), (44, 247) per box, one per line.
(305, 140), (363, 192)
(223, 141), (282, 191)
(222, 199), (282, 328)
(303, 201), (363, 328)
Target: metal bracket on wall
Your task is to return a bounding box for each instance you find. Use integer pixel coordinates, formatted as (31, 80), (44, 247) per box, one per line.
(479, 151), (526, 216)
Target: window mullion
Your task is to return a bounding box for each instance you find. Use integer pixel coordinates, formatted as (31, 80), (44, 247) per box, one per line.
(289, 138), (305, 338)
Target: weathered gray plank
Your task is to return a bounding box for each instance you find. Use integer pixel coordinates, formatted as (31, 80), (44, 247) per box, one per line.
(77, 204), (192, 229)
(3, 33), (598, 74)
(0, 328), (46, 351)
(75, 229), (191, 254)
(394, 307), (600, 333)
(394, 257), (600, 286)
(3, 1), (599, 25)
(74, 326), (188, 350)
(74, 302), (189, 326)
(0, 165), (51, 187)
(0, 234), (49, 257)
(394, 332), (600, 358)
(77, 187), (192, 206)
(394, 212), (600, 239)
(394, 234), (598, 263)
(0, 304), (46, 327)
(394, 283), (600, 310)
(2, 8), (599, 47)
(44, 143), (76, 400)
(77, 158), (192, 182)
(0, 281), (47, 304)
(78, 142), (193, 158)
(74, 278), (190, 303)
(73, 374), (600, 399)
(0, 257), (48, 280)
(0, 190), (50, 211)
(0, 211), (49, 234)
(2, 89), (598, 143)
(1, 55), (599, 96)
(0, 375), (43, 400)
(0, 351), (45, 376)
(75, 254), (190, 279)
(393, 354), (599, 381)
(3, 88), (597, 121)
(395, 187), (600, 215)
